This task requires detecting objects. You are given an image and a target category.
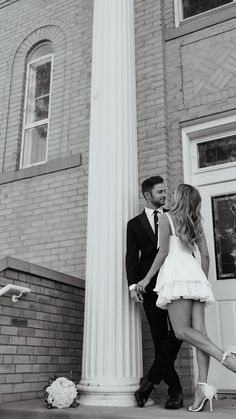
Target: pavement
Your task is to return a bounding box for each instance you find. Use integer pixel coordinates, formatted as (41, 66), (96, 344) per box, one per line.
(0, 397), (235, 419)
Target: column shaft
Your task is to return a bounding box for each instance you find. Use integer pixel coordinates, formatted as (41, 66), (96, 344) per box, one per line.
(79, 0), (142, 406)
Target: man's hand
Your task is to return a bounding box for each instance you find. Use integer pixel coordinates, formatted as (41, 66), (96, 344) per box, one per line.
(130, 287), (143, 303)
(136, 277), (150, 293)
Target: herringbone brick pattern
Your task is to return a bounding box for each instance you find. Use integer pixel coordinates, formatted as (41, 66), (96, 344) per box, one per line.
(182, 37), (236, 103)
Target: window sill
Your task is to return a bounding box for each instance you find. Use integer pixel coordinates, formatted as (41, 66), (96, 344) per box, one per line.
(166, 3), (236, 41)
(0, 153), (81, 185)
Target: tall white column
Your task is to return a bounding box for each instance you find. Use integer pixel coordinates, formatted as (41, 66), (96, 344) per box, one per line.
(78, 0), (142, 407)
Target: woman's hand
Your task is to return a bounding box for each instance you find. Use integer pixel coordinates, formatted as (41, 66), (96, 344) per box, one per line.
(136, 277), (150, 293)
(130, 287), (144, 303)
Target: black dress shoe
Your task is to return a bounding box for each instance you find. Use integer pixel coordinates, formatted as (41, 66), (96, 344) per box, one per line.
(135, 376), (154, 407)
(165, 392), (183, 409)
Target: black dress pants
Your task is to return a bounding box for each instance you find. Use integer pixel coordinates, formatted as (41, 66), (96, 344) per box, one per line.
(143, 291), (182, 395)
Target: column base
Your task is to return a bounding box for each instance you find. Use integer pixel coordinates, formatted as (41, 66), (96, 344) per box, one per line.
(77, 382), (139, 406)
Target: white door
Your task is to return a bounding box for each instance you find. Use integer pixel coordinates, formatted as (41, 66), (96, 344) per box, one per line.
(182, 118), (236, 392)
(200, 181), (236, 392)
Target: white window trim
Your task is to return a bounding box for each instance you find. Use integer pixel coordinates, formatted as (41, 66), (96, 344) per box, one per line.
(182, 115), (236, 185)
(174, 0), (236, 27)
(174, 0), (183, 27)
(192, 131), (236, 174)
(20, 51), (53, 169)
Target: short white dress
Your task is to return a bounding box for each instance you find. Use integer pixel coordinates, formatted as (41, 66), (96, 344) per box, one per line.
(154, 213), (215, 310)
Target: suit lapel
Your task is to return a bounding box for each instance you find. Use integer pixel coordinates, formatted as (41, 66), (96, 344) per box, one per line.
(139, 210), (156, 246)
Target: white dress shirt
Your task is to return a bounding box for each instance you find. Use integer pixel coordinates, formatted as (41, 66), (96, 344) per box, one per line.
(144, 206), (164, 236)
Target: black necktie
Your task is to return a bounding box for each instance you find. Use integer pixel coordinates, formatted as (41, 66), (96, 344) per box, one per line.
(153, 210), (158, 245)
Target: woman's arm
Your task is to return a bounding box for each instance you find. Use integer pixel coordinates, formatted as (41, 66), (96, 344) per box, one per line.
(196, 231), (210, 278)
(136, 213), (170, 292)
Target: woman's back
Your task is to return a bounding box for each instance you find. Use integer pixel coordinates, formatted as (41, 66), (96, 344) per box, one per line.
(166, 212), (193, 255)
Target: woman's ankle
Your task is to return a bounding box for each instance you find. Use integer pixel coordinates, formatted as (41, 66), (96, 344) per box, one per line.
(190, 386), (204, 409)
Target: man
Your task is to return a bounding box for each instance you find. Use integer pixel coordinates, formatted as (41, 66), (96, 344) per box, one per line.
(126, 176), (183, 409)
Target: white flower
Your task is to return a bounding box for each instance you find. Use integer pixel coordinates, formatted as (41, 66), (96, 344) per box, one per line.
(46, 377), (78, 409)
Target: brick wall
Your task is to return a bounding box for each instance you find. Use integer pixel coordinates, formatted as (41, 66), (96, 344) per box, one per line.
(0, 257), (84, 403)
(0, 165), (87, 277)
(135, 0), (171, 197)
(165, 0), (236, 189)
(0, 0), (93, 279)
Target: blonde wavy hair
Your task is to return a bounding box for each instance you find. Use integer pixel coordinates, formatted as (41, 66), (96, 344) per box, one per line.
(171, 184), (203, 248)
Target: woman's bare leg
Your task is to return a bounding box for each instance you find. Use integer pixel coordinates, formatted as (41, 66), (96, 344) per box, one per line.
(167, 299), (236, 372)
(192, 302), (210, 383)
(190, 302), (210, 409)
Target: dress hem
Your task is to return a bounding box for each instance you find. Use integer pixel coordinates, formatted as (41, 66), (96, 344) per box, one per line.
(156, 295), (215, 310)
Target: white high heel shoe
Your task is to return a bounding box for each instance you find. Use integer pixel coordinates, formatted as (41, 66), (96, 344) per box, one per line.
(188, 382), (217, 413)
(221, 346), (236, 369)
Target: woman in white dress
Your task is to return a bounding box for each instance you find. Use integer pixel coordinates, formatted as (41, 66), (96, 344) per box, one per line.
(136, 184), (236, 412)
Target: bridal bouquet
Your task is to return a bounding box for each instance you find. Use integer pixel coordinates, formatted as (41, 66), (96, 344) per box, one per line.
(45, 375), (80, 409)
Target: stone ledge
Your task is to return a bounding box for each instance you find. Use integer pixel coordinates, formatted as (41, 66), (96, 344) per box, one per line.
(179, 108), (236, 128)
(0, 154), (81, 185)
(0, 256), (85, 289)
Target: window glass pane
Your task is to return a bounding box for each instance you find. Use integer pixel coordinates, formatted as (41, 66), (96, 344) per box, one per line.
(35, 96), (49, 121)
(22, 124), (47, 166)
(197, 135), (236, 168)
(212, 194), (236, 280)
(183, 0), (232, 19)
(35, 62), (51, 97)
(26, 60), (51, 123)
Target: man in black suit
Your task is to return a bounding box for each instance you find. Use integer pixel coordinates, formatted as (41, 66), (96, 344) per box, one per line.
(126, 176), (183, 409)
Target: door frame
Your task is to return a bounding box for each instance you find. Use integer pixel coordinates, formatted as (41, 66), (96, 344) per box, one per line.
(181, 114), (236, 391)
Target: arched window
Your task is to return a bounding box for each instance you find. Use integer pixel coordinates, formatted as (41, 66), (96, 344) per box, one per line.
(20, 43), (54, 168)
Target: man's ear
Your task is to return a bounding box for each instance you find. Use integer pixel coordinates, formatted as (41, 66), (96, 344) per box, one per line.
(144, 191), (151, 201)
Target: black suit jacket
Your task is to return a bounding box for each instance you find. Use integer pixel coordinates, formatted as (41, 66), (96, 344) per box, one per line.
(126, 208), (168, 293)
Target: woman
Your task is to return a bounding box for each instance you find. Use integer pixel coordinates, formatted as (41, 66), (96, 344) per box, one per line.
(136, 184), (236, 412)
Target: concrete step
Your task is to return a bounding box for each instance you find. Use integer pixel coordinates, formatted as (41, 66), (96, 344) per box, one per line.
(0, 398), (235, 419)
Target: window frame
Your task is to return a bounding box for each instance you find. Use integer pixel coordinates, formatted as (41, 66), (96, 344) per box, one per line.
(20, 47), (54, 169)
(192, 131), (236, 173)
(181, 115), (236, 186)
(174, 0), (236, 27)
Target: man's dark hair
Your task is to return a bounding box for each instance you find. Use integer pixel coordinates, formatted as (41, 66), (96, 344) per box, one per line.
(141, 176), (164, 198)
